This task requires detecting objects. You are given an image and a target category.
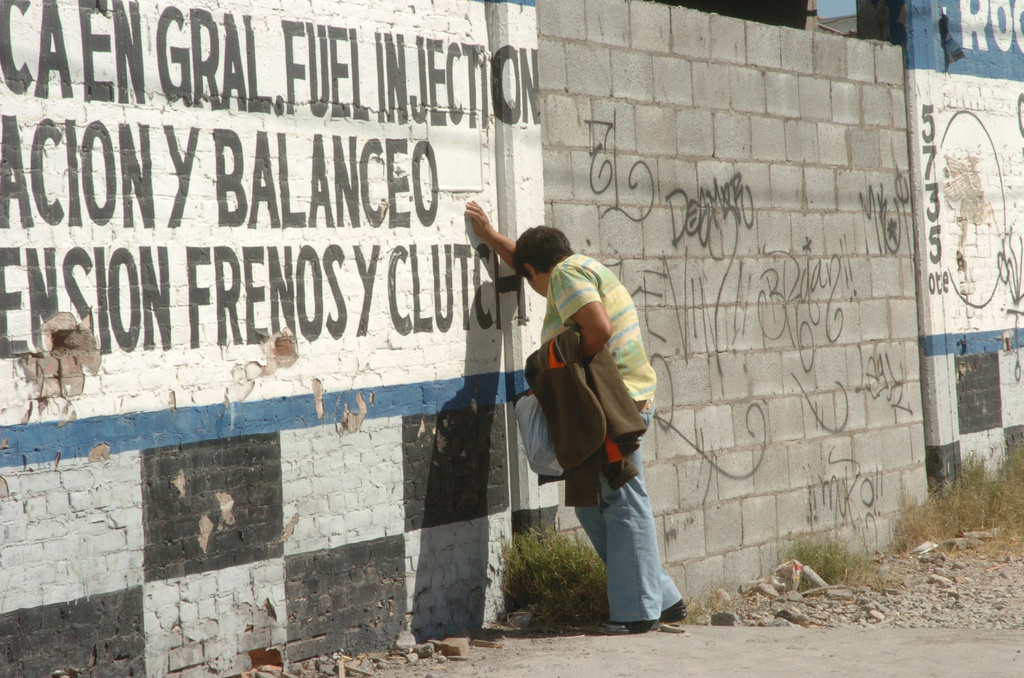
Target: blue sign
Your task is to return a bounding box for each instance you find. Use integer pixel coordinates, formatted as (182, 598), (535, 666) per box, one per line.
(908, 0), (1024, 81)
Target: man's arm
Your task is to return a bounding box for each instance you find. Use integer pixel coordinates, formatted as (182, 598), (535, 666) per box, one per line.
(465, 201), (516, 269)
(571, 301), (614, 357)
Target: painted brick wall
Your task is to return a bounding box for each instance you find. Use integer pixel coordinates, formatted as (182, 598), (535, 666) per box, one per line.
(537, 0), (927, 599)
(0, 0), (549, 675)
(905, 1), (1024, 478)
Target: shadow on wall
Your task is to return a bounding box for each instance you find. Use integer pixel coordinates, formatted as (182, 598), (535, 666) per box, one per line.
(406, 244), (510, 640)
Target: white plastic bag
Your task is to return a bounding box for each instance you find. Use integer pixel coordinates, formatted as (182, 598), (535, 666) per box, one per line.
(513, 394), (563, 476)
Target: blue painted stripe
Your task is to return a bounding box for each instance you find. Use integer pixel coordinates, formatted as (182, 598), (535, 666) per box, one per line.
(920, 328), (1024, 357)
(0, 370), (525, 469)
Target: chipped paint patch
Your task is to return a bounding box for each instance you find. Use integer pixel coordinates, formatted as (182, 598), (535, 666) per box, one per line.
(312, 379), (325, 419)
(225, 330), (300, 403)
(88, 443), (110, 463)
(19, 313), (101, 402)
(217, 491), (236, 526)
(198, 515), (214, 553)
(172, 469), (187, 496)
(338, 392), (368, 433)
(281, 513), (299, 542)
(0, 476), (7, 499)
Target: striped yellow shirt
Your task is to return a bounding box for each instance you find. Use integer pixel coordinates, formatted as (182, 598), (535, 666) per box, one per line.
(540, 254), (657, 401)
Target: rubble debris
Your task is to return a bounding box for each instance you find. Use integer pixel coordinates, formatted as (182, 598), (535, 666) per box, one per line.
(911, 541), (938, 555)
(801, 565), (828, 589)
(436, 637), (470, 657)
(711, 611), (739, 626)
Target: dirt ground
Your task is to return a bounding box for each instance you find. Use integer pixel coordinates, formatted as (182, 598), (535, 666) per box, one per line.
(362, 626), (1023, 678)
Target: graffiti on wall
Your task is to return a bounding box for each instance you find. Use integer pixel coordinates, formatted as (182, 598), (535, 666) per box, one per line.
(580, 114), (912, 513)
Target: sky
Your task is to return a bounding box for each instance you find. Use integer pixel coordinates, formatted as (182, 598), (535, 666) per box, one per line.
(817, 0), (857, 18)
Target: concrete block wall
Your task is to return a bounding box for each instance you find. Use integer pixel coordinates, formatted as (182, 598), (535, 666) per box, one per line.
(904, 1), (1024, 479)
(538, 0), (927, 598)
(0, 0), (548, 675)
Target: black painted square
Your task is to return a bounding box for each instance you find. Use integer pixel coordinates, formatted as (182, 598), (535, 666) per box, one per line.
(955, 353), (1002, 435)
(402, 404), (509, 531)
(0, 587), (145, 678)
(285, 535), (407, 660)
(925, 441), (962, 491)
(141, 433), (283, 581)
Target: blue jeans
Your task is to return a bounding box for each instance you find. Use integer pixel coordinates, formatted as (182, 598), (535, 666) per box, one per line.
(574, 403), (681, 622)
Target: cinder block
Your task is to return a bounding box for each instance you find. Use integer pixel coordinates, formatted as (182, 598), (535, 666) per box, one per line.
(891, 88), (907, 129)
(710, 14), (746, 64)
(769, 395), (806, 442)
(785, 119), (819, 164)
(713, 112), (751, 160)
(846, 38), (875, 83)
(776, 489), (812, 538)
(565, 42), (612, 98)
(723, 545), (763, 586)
(729, 67), (766, 114)
(849, 128), (880, 169)
(691, 61), (731, 110)
(765, 71), (800, 118)
(663, 510), (704, 561)
(749, 445), (791, 494)
(671, 7), (710, 60)
(542, 149), (575, 201)
(881, 129), (910, 170)
(538, 37), (567, 92)
(859, 299), (891, 341)
(713, 450), (756, 502)
(741, 495), (777, 546)
(664, 353), (712, 406)
(869, 257), (904, 298)
(833, 81), (865, 125)
(874, 43), (904, 85)
(598, 209), (645, 257)
(752, 117), (786, 161)
(769, 164), (804, 210)
(862, 85), (893, 127)
(817, 123), (849, 167)
(890, 298), (920, 340)
(646, 461), (680, 513)
(612, 49), (654, 101)
(553, 202), (602, 254)
(813, 32), (846, 79)
(799, 76), (832, 121)
(586, 0), (631, 48)
(592, 98), (637, 151)
(780, 25), (813, 73)
(683, 554), (724, 598)
(746, 22), (781, 69)
(630, 0), (671, 53)
(653, 55), (693, 105)
(677, 107), (714, 157)
(541, 94), (591, 149)
(703, 501), (742, 555)
(805, 166), (836, 211)
(636, 105), (678, 156)
(536, 0), (585, 37)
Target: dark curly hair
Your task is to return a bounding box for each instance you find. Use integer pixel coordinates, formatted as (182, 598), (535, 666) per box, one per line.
(513, 227), (573, 278)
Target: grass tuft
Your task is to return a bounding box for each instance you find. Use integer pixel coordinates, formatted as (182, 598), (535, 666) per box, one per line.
(785, 536), (881, 589)
(895, 449), (1024, 553)
(501, 527), (607, 627)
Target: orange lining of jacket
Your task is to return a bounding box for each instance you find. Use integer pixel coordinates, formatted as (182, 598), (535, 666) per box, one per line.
(547, 338), (622, 463)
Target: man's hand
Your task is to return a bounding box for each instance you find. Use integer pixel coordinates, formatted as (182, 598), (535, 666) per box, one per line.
(465, 201), (494, 240)
(465, 200), (516, 269)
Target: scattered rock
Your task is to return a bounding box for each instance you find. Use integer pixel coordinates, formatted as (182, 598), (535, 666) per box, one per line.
(711, 611), (739, 626)
(784, 590), (804, 603)
(826, 588), (855, 600)
(394, 630), (417, 655)
(867, 610), (886, 622)
(929, 574), (954, 587)
(437, 638), (470, 658)
(754, 582), (780, 599)
(774, 608), (811, 626)
(714, 589), (732, 605)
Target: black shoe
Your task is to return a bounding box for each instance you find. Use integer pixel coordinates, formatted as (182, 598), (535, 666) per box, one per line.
(659, 599), (687, 624)
(597, 619), (660, 635)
